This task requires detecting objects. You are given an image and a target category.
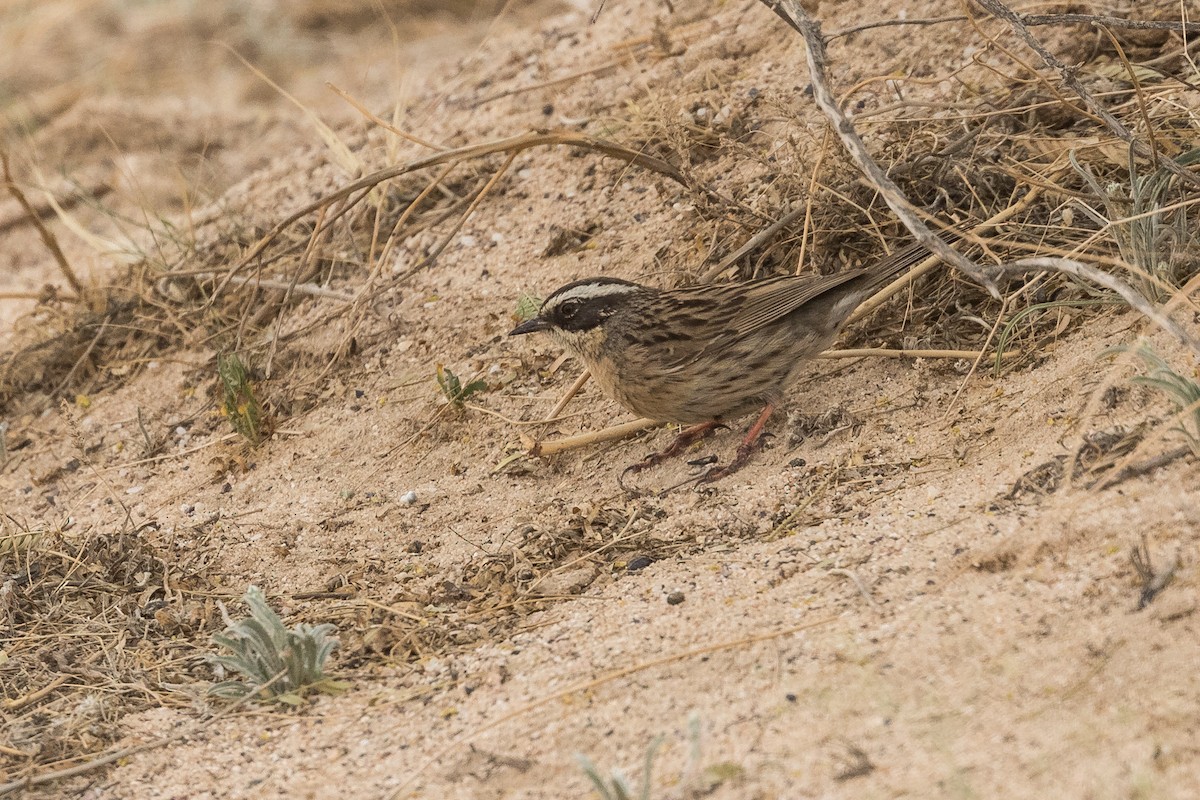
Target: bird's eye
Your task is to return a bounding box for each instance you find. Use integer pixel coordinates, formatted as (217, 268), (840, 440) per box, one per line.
(559, 298), (582, 318)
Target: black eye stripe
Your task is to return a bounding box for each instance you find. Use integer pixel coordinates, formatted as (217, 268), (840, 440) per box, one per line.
(551, 296), (625, 332)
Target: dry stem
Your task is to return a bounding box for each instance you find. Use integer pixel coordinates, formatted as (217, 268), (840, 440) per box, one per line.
(757, 0), (1000, 296)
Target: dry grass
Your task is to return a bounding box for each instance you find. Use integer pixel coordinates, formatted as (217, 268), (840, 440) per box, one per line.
(1, 0), (1199, 793)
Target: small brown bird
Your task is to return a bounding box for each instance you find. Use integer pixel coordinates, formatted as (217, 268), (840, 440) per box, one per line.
(510, 240), (940, 481)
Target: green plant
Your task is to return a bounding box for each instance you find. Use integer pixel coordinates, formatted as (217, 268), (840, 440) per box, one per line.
(1125, 345), (1200, 453)
(218, 353), (268, 445)
(436, 364), (487, 408)
(1071, 146), (1200, 301)
(575, 713), (738, 799)
(515, 293), (542, 321)
(576, 735), (665, 800)
(993, 297), (1122, 374)
(209, 586), (345, 704)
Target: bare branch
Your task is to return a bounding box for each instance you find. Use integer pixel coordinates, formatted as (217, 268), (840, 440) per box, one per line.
(973, 0), (1200, 190)
(1021, 14), (1200, 34)
(756, 1), (1001, 296)
(993, 257), (1200, 357)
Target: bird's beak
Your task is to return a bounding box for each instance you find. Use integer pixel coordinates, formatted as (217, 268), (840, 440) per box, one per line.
(509, 316), (551, 336)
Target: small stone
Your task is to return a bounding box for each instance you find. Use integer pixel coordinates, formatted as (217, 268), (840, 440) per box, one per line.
(626, 555), (654, 573)
(666, 591), (685, 605)
(399, 490), (417, 506)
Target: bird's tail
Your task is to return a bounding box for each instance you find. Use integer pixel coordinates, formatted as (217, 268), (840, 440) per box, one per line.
(863, 225), (964, 293)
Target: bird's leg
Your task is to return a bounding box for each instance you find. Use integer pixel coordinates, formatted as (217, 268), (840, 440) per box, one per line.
(622, 421), (722, 479)
(698, 402), (776, 483)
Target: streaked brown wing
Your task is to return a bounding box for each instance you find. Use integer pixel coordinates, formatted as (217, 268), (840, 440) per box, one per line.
(607, 283), (737, 373)
(700, 234), (951, 347)
(723, 271), (869, 338)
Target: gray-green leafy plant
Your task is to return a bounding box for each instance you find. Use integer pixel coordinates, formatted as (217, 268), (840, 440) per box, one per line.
(576, 713), (740, 800)
(1071, 146), (1200, 301)
(576, 735), (665, 800)
(209, 586), (346, 704)
(1125, 345), (1200, 454)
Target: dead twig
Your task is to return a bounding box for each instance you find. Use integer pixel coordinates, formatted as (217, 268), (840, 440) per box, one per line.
(1096, 444), (1192, 491)
(0, 670), (292, 797)
(848, 189), (1042, 324)
(828, 568), (882, 611)
(973, 0), (1200, 190)
(756, 0), (1000, 295)
(221, 130), (691, 295)
(394, 151), (518, 282)
(544, 370), (593, 423)
(2, 674), (69, 713)
(829, 11), (1200, 42)
(699, 206), (808, 282)
(524, 418), (659, 457)
(1130, 535), (1179, 610)
(46, 315), (111, 401)
(181, 273), (355, 302)
(819, 347), (1016, 360)
(1020, 13), (1200, 34)
(1, 150), (85, 298)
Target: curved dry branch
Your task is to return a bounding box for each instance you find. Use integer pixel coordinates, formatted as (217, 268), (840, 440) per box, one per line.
(994, 257), (1200, 357)
(973, 0), (1200, 190)
(756, 0), (1001, 296)
(217, 130), (691, 298)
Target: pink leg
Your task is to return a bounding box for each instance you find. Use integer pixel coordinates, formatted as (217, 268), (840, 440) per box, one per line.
(622, 420), (722, 479)
(698, 402), (776, 483)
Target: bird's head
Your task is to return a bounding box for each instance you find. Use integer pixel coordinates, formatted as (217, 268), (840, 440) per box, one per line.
(509, 277), (645, 361)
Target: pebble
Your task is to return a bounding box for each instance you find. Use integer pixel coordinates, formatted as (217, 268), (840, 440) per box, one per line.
(626, 555), (654, 573)
(399, 490), (418, 506)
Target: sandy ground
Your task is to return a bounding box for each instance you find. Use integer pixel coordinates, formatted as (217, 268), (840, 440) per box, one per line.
(3, 1), (1199, 798)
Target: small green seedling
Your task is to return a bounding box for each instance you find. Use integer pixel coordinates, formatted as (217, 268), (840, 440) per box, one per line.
(436, 364), (487, 408)
(515, 293), (542, 322)
(576, 735), (664, 800)
(218, 353), (268, 445)
(576, 713), (737, 799)
(1125, 345), (1200, 453)
(209, 586), (346, 704)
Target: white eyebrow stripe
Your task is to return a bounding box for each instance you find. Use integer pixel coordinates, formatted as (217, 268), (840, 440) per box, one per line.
(546, 281), (642, 306)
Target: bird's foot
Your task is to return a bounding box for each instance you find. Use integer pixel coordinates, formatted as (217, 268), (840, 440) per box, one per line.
(619, 421), (722, 490)
(696, 402), (776, 484)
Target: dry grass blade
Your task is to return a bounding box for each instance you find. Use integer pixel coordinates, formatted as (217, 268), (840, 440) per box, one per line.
(544, 369), (593, 423)
(974, 0), (1200, 190)
(1, 150), (84, 298)
(699, 206), (807, 282)
(0, 669), (294, 797)
(524, 418), (659, 457)
(994, 257), (1200, 357)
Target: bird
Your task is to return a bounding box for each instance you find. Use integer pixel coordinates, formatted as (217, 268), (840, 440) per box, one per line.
(509, 238), (945, 482)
